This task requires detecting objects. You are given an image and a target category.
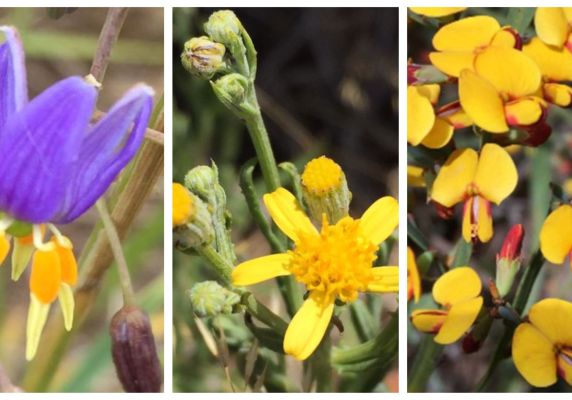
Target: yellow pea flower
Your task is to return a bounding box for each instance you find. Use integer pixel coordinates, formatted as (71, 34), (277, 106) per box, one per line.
(407, 84), (471, 148)
(410, 267), (483, 344)
(232, 187), (398, 360)
(512, 298), (572, 387)
(534, 7), (572, 51)
(432, 143), (517, 243)
(523, 37), (572, 107)
(458, 46), (546, 135)
(409, 7), (466, 18)
(407, 247), (421, 303)
(539, 205), (572, 267)
(429, 16), (520, 77)
(408, 165), (425, 188)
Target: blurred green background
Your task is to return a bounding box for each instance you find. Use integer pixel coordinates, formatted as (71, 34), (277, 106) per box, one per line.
(407, 7), (572, 393)
(0, 8), (164, 392)
(173, 7), (399, 392)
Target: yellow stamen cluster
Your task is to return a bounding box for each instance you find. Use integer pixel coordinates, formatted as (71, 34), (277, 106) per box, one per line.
(301, 156), (343, 196)
(288, 216), (377, 304)
(173, 183), (194, 227)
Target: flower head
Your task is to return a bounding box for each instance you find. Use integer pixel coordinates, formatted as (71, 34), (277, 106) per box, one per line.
(512, 298), (572, 387)
(232, 187), (398, 360)
(432, 143), (517, 243)
(430, 16), (521, 78)
(411, 267), (483, 344)
(0, 26), (153, 360)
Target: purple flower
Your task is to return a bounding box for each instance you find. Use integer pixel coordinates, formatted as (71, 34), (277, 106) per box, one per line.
(0, 26), (154, 225)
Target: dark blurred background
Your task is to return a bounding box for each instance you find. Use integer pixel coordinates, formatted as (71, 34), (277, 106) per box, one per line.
(173, 8), (398, 392)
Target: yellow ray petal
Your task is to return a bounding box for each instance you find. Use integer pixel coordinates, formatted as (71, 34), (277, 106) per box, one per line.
(474, 46), (541, 99)
(407, 247), (421, 303)
(263, 188), (317, 242)
(435, 296), (483, 344)
(512, 322), (557, 387)
(528, 298), (572, 347)
(420, 117), (454, 149)
(432, 16), (500, 51)
(407, 86), (435, 145)
(474, 143), (518, 205)
(26, 294), (50, 361)
(535, 7), (569, 48)
(504, 98), (543, 126)
(539, 205), (572, 264)
(58, 283), (75, 331)
(232, 253), (292, 286)
(429, 50), (475, 77)
(409, 7), (466, 17)
(359, 196), (398, 247)
(433, 267), (482, 306)
(367, 266), (398, 293)
(431, 148), (478, 208)
(476, 196), (493, 243)
(458, 69), (508, 133)
(523, 37), (572, 82)
(544, 83), (572, 107)
(410, 309), (448, 333)
(283, 295), (334, 360)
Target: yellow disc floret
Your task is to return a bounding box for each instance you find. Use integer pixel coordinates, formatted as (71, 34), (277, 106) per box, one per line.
(288, 216), (377, 304)
(172, 183), (194, 227)
(301, 156), (343, 196)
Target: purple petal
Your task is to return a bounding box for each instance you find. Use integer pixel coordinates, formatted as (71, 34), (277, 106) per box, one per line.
(0, 77), (96, 223)
(0, 26), (28, 131)
(54, 84), (154, 223)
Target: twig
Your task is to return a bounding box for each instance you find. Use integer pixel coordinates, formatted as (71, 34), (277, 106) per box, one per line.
(90, 7), (129, 82)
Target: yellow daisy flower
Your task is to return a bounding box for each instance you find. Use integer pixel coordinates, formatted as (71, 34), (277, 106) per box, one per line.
(232, 187), (398, 360)
(411, 267), (483, 344)
(512, 298), (572, 387)
(172, 182), (194, 227)
(431, 143), (517, 243)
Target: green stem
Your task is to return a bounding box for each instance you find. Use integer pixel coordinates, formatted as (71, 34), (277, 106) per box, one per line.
(244, 94), (281, 192)
(194, 245), (232, 286)
(242, 292), (288, 335)
(408, 336), (443, 392)
(95, 199), (136, 306)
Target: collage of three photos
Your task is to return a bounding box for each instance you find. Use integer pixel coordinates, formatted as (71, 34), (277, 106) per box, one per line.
(0, 6), (570, 394)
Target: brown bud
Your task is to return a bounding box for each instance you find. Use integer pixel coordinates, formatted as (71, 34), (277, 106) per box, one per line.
(110, 306), (162, 392)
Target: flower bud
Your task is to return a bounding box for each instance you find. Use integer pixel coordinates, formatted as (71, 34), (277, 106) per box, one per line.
(210, 73), (253, 118)
(188, 281), (240, 317)
(301, 156), (351, 224)
(110, 306), (162, 392)
(181, 36), (226, 79)
(495, 224), (524, 297)
(184, 164), (235, 263)
(204, 10), (242, 46)
(172, 183), (214, 251)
